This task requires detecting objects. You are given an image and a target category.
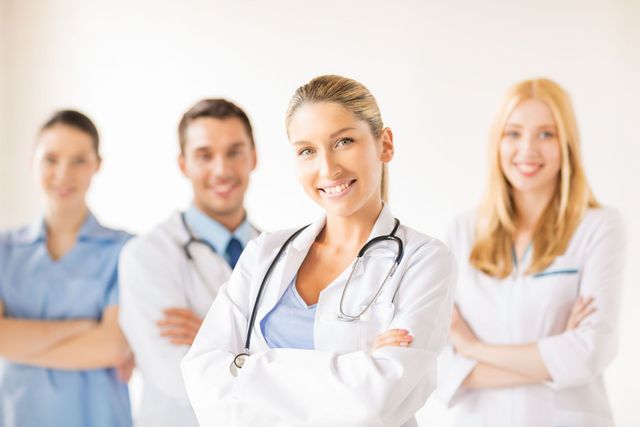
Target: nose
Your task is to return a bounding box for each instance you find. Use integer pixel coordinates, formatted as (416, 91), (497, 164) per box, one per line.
(210, 154), (231, 177)
(318, 150), (341, 179)
(53, 160), (73, 181)
(519, 131), (536, 152)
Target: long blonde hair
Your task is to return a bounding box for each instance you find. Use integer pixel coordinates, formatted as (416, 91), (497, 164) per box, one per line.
(285, 75), (389, 202)
(470, 78), (599, 278)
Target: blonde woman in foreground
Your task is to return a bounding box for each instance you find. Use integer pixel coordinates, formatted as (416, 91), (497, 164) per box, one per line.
(182, 75), (456, 427)
(437, 78), (626, 426)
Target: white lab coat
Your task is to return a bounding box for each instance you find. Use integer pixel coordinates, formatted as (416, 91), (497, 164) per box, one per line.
(118, 212), (258, 427)
(181, 204), (456, 427)
(437, 207), (626, 427)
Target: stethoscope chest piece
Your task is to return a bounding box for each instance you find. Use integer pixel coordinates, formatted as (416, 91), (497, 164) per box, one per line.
(230, 351), (249, 377)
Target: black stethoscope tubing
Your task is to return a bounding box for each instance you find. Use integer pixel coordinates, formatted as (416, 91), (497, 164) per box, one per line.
(231, 218), (404, 375)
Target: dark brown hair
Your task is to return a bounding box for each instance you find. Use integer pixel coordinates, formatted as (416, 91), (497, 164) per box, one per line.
(178, 99), (254, 153)
(40, 110), (100, 157)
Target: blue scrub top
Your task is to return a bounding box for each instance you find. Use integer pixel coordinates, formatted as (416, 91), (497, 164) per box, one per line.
(0, 212), (132, 427)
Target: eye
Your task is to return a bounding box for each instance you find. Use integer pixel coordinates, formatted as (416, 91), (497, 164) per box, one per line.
(44, 155), (57, 164)
(298, 147), (314, 157)
(335, 137), (354, 148)
(196, 152), (212, 161)
(228, 149), (241, 158)
(504, 130), (520, 139)
(539, 130), (556, 139)
(73, 157), (87, 165)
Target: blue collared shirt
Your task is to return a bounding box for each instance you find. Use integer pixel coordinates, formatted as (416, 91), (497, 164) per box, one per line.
(183, 204), (254, 266)
(0, 212), (132, 427)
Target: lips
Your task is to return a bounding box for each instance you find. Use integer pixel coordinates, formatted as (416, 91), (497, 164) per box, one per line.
(50, 187), (76, 197)
(318, 179), (356, 198)
(207, 181), (239, 197)
(514, 162), (543, 176)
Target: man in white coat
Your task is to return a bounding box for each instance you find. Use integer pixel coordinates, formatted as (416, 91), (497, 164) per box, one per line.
(118, 99), (260, 426)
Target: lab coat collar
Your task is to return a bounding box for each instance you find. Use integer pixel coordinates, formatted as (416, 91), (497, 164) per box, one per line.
(289, 202), (399, 258)
(255, 204), (400, 332)
(13, 211), (120, 245)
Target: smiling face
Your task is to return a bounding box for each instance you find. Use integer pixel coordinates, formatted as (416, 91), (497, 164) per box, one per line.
(34, 124), (101, 212)
(179, 117), (256, 222)
(287, 102), (393, 218)
(499, 98), (562, 198)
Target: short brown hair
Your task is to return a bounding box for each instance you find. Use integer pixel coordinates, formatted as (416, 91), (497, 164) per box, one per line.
(178, 99), (254, 153)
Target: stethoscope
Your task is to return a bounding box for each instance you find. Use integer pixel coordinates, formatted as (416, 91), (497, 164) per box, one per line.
(230, 218), (404, 376)
(181, 212), (217, 259)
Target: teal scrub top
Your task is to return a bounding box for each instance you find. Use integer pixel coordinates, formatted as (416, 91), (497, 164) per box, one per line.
(0, 213), (132, 427)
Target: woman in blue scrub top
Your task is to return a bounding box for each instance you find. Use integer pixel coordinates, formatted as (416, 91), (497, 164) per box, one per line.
(0, 110), (133, 427)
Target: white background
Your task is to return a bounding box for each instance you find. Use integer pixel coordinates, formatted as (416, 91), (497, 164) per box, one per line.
(1, 0), (639, 425)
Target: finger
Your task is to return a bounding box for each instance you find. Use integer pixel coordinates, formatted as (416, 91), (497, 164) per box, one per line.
(163, 308), (200, 319)
(159, 327), (197, 338)
(378, 329), (409, 338)
(373, 334), (413, 348)
(157, 316), (201, 329)
(574, 306), (597, 325)
(373, 337), (413, 350)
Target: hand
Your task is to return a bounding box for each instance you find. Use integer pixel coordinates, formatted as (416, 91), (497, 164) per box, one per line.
(157, 308), (203, 346)
(449, 304), (479, 358)
(116, 353), (135, 383)
(565, 295), (596, 331)
(371, 329), (413, 351)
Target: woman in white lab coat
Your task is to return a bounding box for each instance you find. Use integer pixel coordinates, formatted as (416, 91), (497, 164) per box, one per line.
(181, 75), (456, 427)
(437, 78), (626, 426)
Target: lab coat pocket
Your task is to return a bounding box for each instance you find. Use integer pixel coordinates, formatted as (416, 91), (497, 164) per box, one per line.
(358, 302), (396, 351)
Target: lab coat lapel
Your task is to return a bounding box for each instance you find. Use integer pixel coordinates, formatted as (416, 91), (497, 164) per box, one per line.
(254, 217), (326, 326)
(344, 203), (400, 283)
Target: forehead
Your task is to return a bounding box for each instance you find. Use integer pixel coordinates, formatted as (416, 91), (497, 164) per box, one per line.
(288, 102), (367, 141)
(37, 124), (95, 153)
(184, 117), (252, 151)
(506, 98), (556, 127)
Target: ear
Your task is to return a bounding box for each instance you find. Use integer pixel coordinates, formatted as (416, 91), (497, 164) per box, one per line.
(250, 145), (257, 172)
(380, 127), (394, 163)
(94, 156), (102, 173)
(178, 153), (188, 177)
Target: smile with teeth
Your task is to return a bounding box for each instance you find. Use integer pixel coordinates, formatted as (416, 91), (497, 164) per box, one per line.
(515, 162), (543, 175)
(320, 180), (355, 195)
(208, 181), (238, 195)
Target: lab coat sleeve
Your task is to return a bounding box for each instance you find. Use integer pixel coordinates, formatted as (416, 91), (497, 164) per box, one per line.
(435, 214), (477, 407)
(183, 237), (456, 427)
(118, 236), (193, 405)
(181, 235), (260, 426)
(537, 209), (627, 390)
(436, 346), (478, 407)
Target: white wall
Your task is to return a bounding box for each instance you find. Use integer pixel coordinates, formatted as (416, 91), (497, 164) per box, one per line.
(0, 0), (8, 224)
(1, 0), (639, 425)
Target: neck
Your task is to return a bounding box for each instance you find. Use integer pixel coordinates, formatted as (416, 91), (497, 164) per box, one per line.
(44, 204), (88, 237)
(512, 183), (556, 233)
(194, 201), (246, 232)
(320, 197), (383, 249)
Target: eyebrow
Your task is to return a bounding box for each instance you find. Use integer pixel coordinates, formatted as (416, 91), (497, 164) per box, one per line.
(504, 123), (556, 129)
(292, 127), (357, 146)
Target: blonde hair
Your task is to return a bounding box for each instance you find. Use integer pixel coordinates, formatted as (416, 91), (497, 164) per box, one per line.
(285, 75), (388, 202)
(470, 78), (599, 278)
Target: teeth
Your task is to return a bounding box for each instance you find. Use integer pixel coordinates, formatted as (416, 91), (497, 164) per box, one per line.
(324, 182), (351, 194)
(210, 183), (234, 192)
(516, 163), (541, 174)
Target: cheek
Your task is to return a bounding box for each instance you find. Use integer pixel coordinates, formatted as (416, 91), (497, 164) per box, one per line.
(499, 142), (513, 172)
(543, 143), (562, 174)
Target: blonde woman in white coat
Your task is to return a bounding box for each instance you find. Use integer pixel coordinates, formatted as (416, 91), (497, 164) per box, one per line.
(182, 75), (456, 427)
(437, 78), (626, 426)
